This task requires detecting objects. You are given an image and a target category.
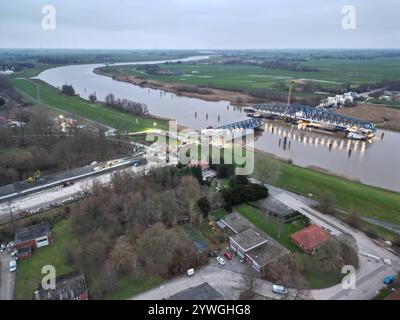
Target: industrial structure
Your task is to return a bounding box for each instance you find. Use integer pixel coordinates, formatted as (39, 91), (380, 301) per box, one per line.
(250, 103), (376, 134)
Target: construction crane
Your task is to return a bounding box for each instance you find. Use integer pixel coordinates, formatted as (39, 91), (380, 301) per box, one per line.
(287, 79), (305, 105)
(26, 170), (41, 183)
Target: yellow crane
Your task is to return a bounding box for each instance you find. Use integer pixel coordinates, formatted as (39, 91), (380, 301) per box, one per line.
(26, 170), (40, 183)
(287, 78), (305, 105)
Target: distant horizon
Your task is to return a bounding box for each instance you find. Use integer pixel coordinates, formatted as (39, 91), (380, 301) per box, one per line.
(1, 48), (400, 51)
(1, 1), (399, 50)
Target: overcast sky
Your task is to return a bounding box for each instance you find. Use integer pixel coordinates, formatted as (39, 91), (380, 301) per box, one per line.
(1, 0), (399, 49)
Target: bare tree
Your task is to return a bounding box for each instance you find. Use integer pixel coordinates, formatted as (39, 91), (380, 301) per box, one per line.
(319, 191), (336, 215)
(254, 157), (281, 185)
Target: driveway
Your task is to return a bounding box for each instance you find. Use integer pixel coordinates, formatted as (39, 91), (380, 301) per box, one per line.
(0, 251), (16, 300)
(268, 187), (400, 300)
(132, 256), (299, 300)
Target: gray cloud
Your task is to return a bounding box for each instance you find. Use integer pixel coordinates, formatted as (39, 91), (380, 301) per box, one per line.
(0, 0), (399, 48)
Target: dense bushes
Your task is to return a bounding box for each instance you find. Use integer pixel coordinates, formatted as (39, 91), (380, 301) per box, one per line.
(223, 182), (269, 206)
(61, 84), (75, 96)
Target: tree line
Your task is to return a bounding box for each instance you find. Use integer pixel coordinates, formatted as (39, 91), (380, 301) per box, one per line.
(104, 93), (149, 116)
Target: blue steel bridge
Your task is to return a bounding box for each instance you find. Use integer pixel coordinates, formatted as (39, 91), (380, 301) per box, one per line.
(252, 104), (376, 132)
(216, 118), (263, 130)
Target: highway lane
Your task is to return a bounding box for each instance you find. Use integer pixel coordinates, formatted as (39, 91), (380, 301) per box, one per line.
(0, 159), (171, 224)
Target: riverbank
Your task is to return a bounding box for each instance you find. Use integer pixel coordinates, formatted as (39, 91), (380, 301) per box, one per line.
(95, 68), (400, 133)
(94, 68), (265, 106)
(11, 77), (170, 132)
(254, 151), (400, 231)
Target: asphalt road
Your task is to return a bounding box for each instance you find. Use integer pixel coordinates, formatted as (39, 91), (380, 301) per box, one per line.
(0, 251), (15, 300)
(268, 186), (400, 300)
(132, 256), (299, 300)
(0, 159), (170, 224)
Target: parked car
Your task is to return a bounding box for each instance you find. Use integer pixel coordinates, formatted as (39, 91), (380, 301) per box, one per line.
(0, 243), (7, 252)
(187, 268), (195, 277)
(9, 259), (17, 272)
(224, 252), (232, 260)
(216, 256), (226, 266)
(272, 285), (288, 295)
(384, 275), (395, 285)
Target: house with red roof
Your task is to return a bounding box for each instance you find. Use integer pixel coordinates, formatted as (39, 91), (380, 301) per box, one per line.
(290, 224), (331, 253)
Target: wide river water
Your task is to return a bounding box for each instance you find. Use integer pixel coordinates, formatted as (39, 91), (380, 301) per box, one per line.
(37, 56), (400, 192)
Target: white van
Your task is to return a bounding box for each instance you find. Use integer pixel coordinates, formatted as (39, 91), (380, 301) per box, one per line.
(272, 285), (288, 295)
(187, 268), (195, 277)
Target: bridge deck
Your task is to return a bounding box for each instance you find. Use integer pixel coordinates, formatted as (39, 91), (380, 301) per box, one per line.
(252, 104), (376, 132)
(216, 118), (263, 130)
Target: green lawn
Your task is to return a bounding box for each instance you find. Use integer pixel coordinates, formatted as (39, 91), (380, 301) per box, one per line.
(12, 78), (168, 132)
(275, 162), (400, 226)
(14, 219), (76, 300)
(104, 273), (162, 300)
(99, 57), (400, 97)
(234, 203), (304, 252)
(303, 269), (342, 289)
(211, 209), (228, 220)
(10, 64), (62, 79)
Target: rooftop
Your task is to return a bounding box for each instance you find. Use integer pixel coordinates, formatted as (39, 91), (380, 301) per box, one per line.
(246, 237), (289, 267)
(15, 222), (50, 244)
(34, 272), (88, 300)
(168, 282), (223, 300)
(230, 228), (268, 251)
(221, 212), (254, 234)
(259, 196), (296, 217)
(290, 224), (331, 251)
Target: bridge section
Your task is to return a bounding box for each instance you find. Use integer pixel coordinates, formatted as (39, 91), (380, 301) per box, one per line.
(252, 104), (376, 132)
(216, 118), (263, 131)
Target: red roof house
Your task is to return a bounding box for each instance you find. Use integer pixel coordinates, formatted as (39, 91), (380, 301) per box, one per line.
(290, 224), (331, 253)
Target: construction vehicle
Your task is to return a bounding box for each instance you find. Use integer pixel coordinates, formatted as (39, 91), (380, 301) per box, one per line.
(26, 170), (40, 183)
(287, 79), (305, 105)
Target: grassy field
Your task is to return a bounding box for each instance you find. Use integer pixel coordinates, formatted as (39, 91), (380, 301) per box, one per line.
(100, 57), (400, 96)
(234, 203), (304, 252)
(104, 274), (162, 300)
(12, 78), (169, 132)
(14, 219), (76, 300)
(253, 153), (400, 229)
(276, 163), (400, 226)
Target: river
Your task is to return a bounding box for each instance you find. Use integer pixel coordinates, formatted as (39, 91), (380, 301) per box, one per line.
(37, 56), (400, 192)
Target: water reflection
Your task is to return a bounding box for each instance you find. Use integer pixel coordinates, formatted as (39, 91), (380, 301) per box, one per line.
(260, 121), (369, 156)
(37, 59), (400, 191)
